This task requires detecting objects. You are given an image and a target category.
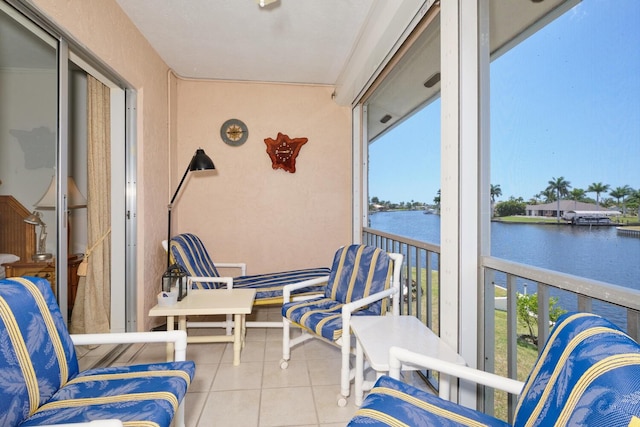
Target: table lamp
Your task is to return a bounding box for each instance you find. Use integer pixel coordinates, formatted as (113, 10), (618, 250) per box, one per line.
(24, 211), (52, 261)
(33, 176), (87, 258)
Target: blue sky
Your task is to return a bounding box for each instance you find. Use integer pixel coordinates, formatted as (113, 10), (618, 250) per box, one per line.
(369, 0), (640, 205)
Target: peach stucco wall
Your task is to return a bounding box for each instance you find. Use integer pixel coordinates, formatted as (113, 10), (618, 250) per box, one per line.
(174, 79), (352, 274)
(29, 0), (354, 330)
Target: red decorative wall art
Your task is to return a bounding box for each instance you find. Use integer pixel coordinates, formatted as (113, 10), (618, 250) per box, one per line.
(264, 132), (308, 173)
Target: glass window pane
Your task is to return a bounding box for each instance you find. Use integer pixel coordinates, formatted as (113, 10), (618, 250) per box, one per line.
(0, 4), (59, 279)
(490, 0), (640, 323)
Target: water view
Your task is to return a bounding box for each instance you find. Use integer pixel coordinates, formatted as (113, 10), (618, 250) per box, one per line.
(369, 210), (640, 325)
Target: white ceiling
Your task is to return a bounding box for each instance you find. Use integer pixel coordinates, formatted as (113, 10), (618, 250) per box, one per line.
(114, 0), (375, 85)
(114, 0), (578, 140)
(0, 0), (578, 140)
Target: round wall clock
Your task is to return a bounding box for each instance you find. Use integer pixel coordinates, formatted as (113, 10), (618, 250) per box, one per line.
(220, 119), (249, 146)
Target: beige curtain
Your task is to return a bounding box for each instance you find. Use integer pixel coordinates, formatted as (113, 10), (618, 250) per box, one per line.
(70, 75), (111, 334)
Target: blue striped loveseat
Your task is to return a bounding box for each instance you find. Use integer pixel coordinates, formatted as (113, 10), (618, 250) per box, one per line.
(349, 312), (640, 426)
(0, 276), (195, 427)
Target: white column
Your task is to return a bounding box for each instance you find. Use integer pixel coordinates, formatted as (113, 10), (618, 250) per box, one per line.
(440, 0), (489, 408)
(352, 104), (365, 244)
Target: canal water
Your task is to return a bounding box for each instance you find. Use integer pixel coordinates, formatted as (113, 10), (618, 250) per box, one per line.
(369, 210), (640, 325)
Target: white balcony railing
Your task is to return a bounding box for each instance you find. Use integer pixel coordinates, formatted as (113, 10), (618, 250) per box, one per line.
(363, 227), (640, 421)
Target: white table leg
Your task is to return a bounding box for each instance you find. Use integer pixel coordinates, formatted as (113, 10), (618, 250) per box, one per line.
(166, 315), (175, 362)
(233, 313), (242, 365)
(241, 314), (246, 349)
(355, 338), (364, 406)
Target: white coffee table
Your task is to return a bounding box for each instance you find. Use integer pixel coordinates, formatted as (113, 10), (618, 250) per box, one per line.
(350, 315), (466, 405)
(149, 289), (256, 365)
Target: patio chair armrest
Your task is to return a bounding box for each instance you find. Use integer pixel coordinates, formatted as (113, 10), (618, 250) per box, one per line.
(342, 286), (399, 314)
(188, 276), (234, 289)
(388, 346), (524, 396)
(215, 262), (247, 276)
(70, 330), (188, 362)
(282, 276), (330, 302)
(340, 287), (399, 338)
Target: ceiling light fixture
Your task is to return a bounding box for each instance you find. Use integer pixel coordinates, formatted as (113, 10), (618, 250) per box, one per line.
(380, 114), (392, 124)
(257, 0), (279, 7)
(423, 72), (441, 88)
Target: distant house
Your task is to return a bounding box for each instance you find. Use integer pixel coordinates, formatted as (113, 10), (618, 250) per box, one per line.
(525, 201), (619, 218)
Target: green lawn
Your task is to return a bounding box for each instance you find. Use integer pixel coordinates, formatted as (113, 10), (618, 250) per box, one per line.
(492, 311), (539, 420)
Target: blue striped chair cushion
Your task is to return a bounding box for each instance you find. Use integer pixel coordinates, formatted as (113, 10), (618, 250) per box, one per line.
(348, 375), (509, 427)
(514, 312), (640, 426)
(170, 233), (330, 303)
(282, 245), (393, 341)
(232, 269), (331, 304)
(20, 361), (195, 426)
(324, 245), (392, 306)
(0, 276), (79, 426)
(170, 233), (220, 283)
(283, 296), (381, 341)
(0, 276), (195, 427)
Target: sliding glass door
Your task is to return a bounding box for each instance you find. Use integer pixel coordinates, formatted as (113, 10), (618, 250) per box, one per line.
(0, 2), (65, 300)
(0, 1), (129, 332)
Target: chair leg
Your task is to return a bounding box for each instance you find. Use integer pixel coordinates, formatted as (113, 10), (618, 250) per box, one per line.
(339, 336), (351, 407)
(281, 319), (316, 369)
(175, 399), (186, 427)
(281, 318), (291, 369)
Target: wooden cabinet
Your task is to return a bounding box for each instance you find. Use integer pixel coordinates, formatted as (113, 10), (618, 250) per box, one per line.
(4, 259), (56, 292)
(4, 254), (84, 313)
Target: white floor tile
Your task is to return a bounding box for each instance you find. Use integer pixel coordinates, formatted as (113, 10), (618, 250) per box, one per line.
(219, 339), (266, 364)
(312, 384), (358, 425)
(189, 362), (218, 392)
(262, 358), (310, 389)
(200, 389), (261, 427)
(184, 391), (208, 427)
(259, 386), (318, 426)
(211, 361), (264, 391)
(307, 357), (343, 386)
(187, 342), (226, 365)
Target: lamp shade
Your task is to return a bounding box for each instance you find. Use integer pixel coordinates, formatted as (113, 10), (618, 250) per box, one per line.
(189, 148), (215, 172)
(34, 176), (87, 210)
(24, 211), (44, 226)
(166, 148), (215, 271)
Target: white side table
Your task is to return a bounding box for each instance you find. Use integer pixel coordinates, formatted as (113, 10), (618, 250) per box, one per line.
(350, 315), (465, 406)
(149, 289), (256, 365)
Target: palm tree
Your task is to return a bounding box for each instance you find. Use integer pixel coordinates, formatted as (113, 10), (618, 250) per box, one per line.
(587, 182), (610, 210)
(490, 184), (502, 202)
(546, 176), (571, 222)
(490, 184), (502, 218)
(568, 188), (586, 209)
(609, 185), (632, 215)
(541, 188), (557, 203)
(530, 192), (543, 204)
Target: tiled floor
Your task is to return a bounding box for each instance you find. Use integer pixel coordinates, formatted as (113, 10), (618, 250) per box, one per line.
(76, 307), (373, 427)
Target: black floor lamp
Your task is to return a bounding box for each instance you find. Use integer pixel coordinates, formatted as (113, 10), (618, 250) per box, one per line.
(163, 148), (215, 299)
